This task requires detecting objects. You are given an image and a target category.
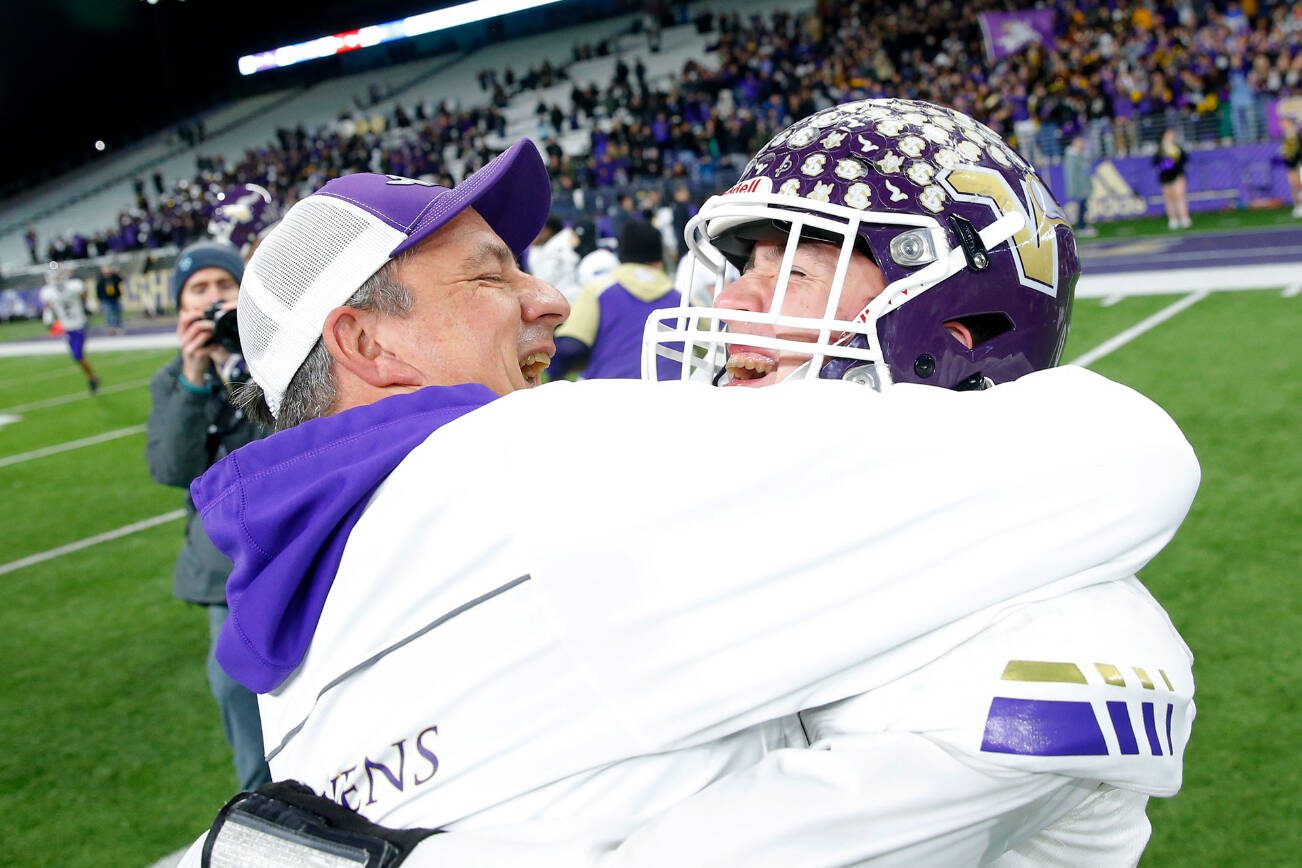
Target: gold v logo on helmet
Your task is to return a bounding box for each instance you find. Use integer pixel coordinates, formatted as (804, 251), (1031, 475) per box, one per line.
(941, 166), (1066, 294)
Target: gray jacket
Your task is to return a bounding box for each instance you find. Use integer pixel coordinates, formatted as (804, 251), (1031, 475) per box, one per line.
(146, 354), (269, 604)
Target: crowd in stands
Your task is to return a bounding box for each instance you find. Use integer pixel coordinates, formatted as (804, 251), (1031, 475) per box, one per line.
(32, 0), (1301, 264)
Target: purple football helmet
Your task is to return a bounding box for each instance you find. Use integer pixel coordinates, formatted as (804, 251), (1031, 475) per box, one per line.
(208, 183), (276, 254)
(642, 98), (1079, 390)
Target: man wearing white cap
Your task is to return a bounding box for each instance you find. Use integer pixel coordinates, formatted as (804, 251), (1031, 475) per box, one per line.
(178, 138), (1197, 865)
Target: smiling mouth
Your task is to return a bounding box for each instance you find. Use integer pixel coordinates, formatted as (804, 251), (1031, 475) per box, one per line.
(725, 351), (778, 385)
(520, 352), (552, 386)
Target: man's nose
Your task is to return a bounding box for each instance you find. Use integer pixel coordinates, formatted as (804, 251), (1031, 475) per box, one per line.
(522, 274), (570, 325)
(715, 271), (772, 315)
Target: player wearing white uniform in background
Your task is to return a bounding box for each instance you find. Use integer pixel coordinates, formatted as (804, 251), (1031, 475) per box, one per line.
(674, 237), (738, 308)
(178, 116), (1198, 867)
(526, 215), (582, 302)
(39, 262), (99, 393)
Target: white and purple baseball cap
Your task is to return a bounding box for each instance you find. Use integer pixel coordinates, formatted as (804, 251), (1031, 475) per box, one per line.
(238, 139), (550, 417)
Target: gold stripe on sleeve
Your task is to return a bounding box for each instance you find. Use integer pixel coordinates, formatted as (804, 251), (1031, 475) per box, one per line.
(1001, 660), (1087, 684)
(1094, 663), (1127, 687)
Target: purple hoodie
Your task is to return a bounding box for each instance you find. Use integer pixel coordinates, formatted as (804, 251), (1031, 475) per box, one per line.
(190, 384), (498, 693)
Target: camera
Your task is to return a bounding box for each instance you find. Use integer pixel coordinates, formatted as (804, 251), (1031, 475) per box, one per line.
(202, 301), (242, 354)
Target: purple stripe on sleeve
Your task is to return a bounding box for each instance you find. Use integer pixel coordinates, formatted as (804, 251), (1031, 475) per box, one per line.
(981, 698), (1108, 757)
(1165, 702), (1174, 755)
(1107, 700), (1139, 755)
(1142, 701), (1163, 756)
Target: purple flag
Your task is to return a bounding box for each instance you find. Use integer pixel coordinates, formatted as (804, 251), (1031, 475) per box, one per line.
(980, 10), (1057, 61)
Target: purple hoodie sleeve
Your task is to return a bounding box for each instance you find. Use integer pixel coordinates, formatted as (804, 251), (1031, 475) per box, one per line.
(190, 384), (498, 693)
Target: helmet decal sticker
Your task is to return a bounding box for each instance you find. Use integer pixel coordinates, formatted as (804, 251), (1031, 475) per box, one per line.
(821, 131), (848, 149)
(876, 151), (904, 174)
(907, 161), (937, 186)
(919, 185), (947, 213)
(877, 118), (905, 137)
(788, 125), (820, 148)
(801, 153), (829, 176)
(844, 182), (873, 209)
(899, 136), (927, 157)
(921, 124), (952, 144)
(808, 181), (835, 202)
(934, 148), (961, 170)
(835, 158), (869, 180)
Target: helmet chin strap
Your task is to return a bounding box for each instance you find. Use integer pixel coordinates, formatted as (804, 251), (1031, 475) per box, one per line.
(784, 355), (884, 390)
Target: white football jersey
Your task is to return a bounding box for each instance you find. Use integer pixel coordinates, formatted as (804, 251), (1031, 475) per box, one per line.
(179, 367), (1198, 867)
(39, 280), (87, 331)
(592, 578), (1192, 867)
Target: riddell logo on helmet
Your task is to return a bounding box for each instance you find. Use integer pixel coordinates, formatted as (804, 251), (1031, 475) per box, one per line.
(724, 176), (774, 196)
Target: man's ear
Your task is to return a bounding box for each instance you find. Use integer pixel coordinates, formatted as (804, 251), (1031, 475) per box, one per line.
(322, 306), (423, 389)
(944, 319), (975, 350)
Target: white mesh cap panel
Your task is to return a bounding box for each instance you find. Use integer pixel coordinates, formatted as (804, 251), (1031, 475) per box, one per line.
(253, 201), (370, 309)
(240, 196), (406, 417)
(236, 292), (277, 363)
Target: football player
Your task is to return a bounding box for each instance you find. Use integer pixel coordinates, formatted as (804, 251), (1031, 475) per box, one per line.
(615, 97), (1198, 865)
(39, 262), (100, 393)
(176, 124), (1196, 866)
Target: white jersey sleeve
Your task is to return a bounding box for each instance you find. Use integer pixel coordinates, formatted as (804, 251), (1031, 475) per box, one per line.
(521, 368), (1198, 750)
(600, 737), (1116, 868)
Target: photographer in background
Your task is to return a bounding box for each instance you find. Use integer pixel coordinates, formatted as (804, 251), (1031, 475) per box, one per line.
(146, 241), (270, 793)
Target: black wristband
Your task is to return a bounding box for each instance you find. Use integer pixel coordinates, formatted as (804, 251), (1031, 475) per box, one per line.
(202, 779), (441, 867)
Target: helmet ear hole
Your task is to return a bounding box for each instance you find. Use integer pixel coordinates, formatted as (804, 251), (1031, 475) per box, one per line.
(948, 312), (1014, 348)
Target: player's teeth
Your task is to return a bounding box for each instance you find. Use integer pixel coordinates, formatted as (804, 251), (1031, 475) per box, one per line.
(726, 357), (775, 373)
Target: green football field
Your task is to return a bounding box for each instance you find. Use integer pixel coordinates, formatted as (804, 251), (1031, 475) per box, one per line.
(0, 287), (1298, 866)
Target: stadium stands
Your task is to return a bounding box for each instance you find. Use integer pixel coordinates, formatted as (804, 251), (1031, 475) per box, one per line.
(2, 0), (1298, 276)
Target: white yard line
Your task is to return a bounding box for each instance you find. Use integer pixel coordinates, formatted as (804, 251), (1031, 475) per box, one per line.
(1070, 291), (1210, 369)
(0, 424), (146, 469)
(1076, 263), (1300, 298)
(1102, 244), (1302, 263)
(0, 510), (185, 577)
(0, 378), (150, 414)
(0, 332), (176, 358)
